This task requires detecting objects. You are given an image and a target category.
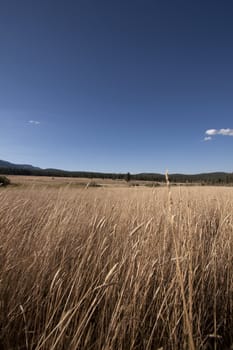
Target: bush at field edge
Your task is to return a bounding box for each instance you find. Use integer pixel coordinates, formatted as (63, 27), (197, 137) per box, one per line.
(0, 176), (11, 187)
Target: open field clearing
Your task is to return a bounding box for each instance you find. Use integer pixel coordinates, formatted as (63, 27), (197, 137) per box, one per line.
(6, 175), (129, 188)
(0, 184), (233, 349)
(6, 175), (162, 189)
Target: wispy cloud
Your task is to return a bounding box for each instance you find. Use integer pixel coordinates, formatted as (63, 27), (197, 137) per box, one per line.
(205, 129), (217, 136)
(205, 128), (233, 136)
(204, 136), (212, 141)
(29, 120), (40, 125)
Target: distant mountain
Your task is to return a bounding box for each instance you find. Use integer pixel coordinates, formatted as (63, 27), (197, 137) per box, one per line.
(0, 160), (41, 170)
(0, 159), (232, 184)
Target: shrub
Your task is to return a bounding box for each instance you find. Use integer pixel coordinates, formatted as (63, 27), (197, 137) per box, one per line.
(87, 181), (101, 187)
(0, 176), (11, 187)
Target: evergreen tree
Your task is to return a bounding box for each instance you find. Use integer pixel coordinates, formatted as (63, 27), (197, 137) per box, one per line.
(126, 172), (131, 182)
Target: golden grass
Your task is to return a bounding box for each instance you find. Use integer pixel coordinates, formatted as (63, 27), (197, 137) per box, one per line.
(0, 185), (232, 349)
(6, 175), (129, 188)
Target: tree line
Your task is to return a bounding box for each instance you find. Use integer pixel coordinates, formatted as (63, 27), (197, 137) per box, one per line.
(0, 167), (233, 185)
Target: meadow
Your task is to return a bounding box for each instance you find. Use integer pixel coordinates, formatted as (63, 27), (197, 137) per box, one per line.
(0, 178), (232, 349)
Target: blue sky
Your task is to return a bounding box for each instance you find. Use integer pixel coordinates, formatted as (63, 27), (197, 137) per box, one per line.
(0, 0), (233, 173)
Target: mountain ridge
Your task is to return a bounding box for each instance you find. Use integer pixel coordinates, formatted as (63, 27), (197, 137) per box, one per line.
(0, 159), (232, 177)
(0, 160), (41, 170)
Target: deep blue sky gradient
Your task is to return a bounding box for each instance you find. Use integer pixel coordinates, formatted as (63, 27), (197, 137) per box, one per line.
(0, 0), (233, 173)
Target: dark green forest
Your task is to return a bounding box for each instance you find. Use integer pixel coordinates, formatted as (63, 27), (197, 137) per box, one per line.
(0, 167), (233, 185)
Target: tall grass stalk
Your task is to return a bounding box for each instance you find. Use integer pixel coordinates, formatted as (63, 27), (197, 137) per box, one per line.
(0, 185), (232, 349)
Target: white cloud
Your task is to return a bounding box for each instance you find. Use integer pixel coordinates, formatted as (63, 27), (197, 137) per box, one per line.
(205, 128), (233, 137)
(29, 120), (40, 125)
(206, 129), (217, 135)
(218, 128), (233, 136)
(204, 136), (212, 141)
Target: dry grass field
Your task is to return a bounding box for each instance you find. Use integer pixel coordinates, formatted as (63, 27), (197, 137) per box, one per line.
(0, 179), (233, 349)
(6, 175), (130, 188)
